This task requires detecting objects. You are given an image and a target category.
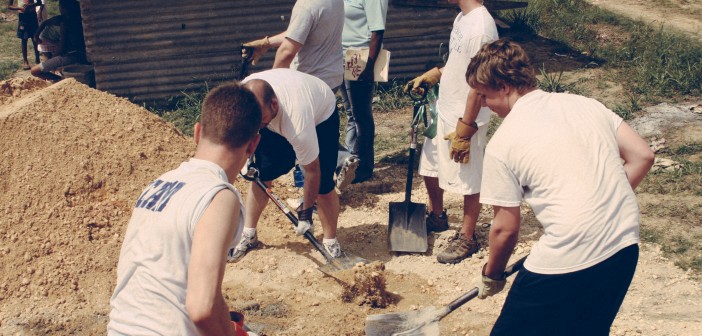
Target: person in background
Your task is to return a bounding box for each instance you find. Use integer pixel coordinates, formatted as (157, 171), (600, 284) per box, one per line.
(30, 0), (86, 83)
(405, 0), (498, 264)
(467, 39), (655, 335)
(108, 82), (262, 336)
(7, 0), (40, 70)
(231, 68), (345, 262)
(337, 0), (389, 186)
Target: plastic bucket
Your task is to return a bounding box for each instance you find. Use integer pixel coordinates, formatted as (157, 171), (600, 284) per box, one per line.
(62, 64), (95, 88)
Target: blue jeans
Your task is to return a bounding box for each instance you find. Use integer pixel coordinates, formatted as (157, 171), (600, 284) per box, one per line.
(340, 79), (375, 179)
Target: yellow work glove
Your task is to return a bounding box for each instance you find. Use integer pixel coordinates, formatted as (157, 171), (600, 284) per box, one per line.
(477, 264), (507, 299)
(444, 118), (476, 164)
(404, 67), (441, 95)
(242, 36), (271, 65)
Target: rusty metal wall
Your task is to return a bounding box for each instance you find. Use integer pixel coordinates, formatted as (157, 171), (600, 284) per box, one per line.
(79, 0), (460, 103)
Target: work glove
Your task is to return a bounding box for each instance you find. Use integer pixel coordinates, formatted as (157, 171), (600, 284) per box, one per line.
(444, 118), (476, 164)
(404, 67), (441, 95)
(295, 207), (314, 235)
(477, 263), (507, 299)
(242, 36), (271, 65)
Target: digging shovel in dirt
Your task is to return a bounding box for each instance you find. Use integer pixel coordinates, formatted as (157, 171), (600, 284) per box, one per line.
(364, 255), (528, 336)
(241, 167), (368, 273)
(388, 83), (430, 253)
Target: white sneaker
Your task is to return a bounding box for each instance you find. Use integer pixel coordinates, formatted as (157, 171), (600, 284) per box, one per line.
(228, 231), (259, 262)
(323, 240), (342, 259)
(336, 155), (359, 190)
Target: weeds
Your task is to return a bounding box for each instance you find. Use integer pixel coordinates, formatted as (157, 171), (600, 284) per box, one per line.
(612, 92), (642, 120)
(152, 86), (209, 136)
(374, 80), (412, 113)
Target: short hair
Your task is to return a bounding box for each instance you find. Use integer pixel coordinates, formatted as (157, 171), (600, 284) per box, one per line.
(243, 79), (276, 106)
(200, 81), (262, 149)
(466, 39), (538, 93)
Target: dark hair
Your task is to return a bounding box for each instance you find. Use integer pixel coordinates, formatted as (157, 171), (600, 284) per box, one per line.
(200, 82), (262, 149)
(466, 38), (537, 93)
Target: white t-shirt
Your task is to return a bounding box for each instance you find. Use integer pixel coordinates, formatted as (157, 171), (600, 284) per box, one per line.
(437, 6), (498, 128)
(108, 159), (244, 335)
(287, 0), (345, 89)
(244, 69), (336, 165)
(480, 90), (641, 275)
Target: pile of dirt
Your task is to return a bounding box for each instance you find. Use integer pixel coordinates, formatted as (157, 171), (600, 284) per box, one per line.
(0, 77), (51, 104)
(340, 261), (391, 308)
(0, 78), (193, 334)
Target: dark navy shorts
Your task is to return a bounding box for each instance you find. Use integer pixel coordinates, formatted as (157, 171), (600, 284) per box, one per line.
(254, 108), (340, 195)
(491, 244), (639, 336)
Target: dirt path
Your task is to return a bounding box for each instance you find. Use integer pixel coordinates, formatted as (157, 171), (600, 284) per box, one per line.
(587, 0), (702, 41)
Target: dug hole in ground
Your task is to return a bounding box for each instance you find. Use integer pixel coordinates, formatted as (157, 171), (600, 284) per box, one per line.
(0, 76), (701, 335)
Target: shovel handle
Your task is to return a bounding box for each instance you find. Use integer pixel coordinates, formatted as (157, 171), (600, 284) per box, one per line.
(444, 255), (528, 315)
(239, 45), (255, 80)
(250, 177), (336, 263)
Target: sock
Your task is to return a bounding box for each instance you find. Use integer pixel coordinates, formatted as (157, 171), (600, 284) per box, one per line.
(243, 227), (256, 237)
(323, 238), (338, 245)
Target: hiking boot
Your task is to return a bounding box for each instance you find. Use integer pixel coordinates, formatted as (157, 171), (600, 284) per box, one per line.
(323, 240), (342, 259)
(228, 231), (259, 262)
(426, 210), (449, 233)
(436, 232), (480, 264)
(336, 155), (360, 190)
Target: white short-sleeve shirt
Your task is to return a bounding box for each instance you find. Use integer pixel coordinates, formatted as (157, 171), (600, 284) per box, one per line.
(481, 90), (641, 274)
(244, 69), (337, 165)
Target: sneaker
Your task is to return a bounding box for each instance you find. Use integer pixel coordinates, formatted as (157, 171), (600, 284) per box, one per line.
(228, 231), (259, 262)
(436, 232), (480, 264)
(323, 240), (342, 259)
(336, 155), (359, 190)
(426, 210), (449, 233)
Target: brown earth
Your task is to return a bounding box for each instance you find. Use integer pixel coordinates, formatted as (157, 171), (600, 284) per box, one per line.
(1, 2), (702, 335)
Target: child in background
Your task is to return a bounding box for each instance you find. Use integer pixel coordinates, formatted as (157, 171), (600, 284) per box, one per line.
(7, 0), (41, 70)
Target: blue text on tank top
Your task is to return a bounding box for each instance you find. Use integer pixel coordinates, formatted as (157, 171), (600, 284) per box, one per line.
(135, 180), (186, 212)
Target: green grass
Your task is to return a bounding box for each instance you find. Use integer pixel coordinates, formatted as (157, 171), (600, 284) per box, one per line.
(150, 87), (209, 137)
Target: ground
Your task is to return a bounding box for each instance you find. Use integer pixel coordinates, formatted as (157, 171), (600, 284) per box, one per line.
(1, 2), (701, 336)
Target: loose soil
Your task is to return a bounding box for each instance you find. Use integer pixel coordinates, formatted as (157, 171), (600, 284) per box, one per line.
(1, 2), (702, 335)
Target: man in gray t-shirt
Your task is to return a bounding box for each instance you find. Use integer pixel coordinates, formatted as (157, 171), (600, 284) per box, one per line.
(242, 0), (344, 91)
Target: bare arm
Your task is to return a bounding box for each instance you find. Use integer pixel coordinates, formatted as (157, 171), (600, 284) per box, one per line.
(459, 89), (482, 138)
(484, 206), (521, 279)
(301, 158), (321, 210)
(617, 121), (654, 190)
(185, 189), (238, 336)
(358, 30), (384, 82)
(273, 37), (303, 69)
(266, 31), (287, 48)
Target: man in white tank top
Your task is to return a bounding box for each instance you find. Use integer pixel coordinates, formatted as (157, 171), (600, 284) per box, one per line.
(108, 82), (262, 335)
(466, 39), (655, 335)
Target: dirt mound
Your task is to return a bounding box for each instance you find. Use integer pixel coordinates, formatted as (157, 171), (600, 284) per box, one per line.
(0, 77), (51, 104)
(340, 261), (391, 308)
(0, 79), (193, 334)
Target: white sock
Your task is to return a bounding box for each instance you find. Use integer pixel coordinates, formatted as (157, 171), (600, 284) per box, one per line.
(243, 227), (257, 237)
(323, 238), (338, 245)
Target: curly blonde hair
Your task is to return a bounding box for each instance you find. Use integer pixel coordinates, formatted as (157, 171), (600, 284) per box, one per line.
(465, 39), (537, 93)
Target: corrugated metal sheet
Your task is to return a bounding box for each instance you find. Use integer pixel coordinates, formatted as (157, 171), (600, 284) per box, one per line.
(80, 0), (521, 104)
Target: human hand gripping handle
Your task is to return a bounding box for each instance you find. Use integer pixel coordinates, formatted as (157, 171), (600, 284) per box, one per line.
(294, 207), (313, 236)
(445, 118), (477, 164)
(403, 67), (441, 96)
(242, 36), (271, 66)
(477, 262), (507, 299)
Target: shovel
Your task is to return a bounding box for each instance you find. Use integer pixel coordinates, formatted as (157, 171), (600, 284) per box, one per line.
(388, 83), (430, 253)
(241, 167), (368, 273)
(239, 45), (254, 80)
(364, 255), (528, 336)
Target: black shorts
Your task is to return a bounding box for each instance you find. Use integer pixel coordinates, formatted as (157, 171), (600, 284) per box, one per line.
(491, 244), (639, 336)
(17, 12), (38, 39)
(254, 109), (340, 195)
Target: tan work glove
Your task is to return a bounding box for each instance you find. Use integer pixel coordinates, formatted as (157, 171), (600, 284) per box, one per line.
(444, 118), (477, 164)
(477, 264), (507, 299)
(242, 36), (271, 65)
(404, 67), (441, 95)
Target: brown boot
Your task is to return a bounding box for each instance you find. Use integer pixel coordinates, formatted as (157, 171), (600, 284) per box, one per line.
(426, 210), (449, 233)
(436, 232), (480, 264)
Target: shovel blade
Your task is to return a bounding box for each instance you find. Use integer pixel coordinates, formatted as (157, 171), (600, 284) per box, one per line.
(318, 250), (369, 273)
(365, 306), (445, 336)
(388, 201), (428, 252)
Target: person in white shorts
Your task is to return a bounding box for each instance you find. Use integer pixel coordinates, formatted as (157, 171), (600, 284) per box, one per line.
(466, 39), (655, 335)
(231, 68), (345, 261)
(108, 82), (262, 336)
(405, 0), (498, 264)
